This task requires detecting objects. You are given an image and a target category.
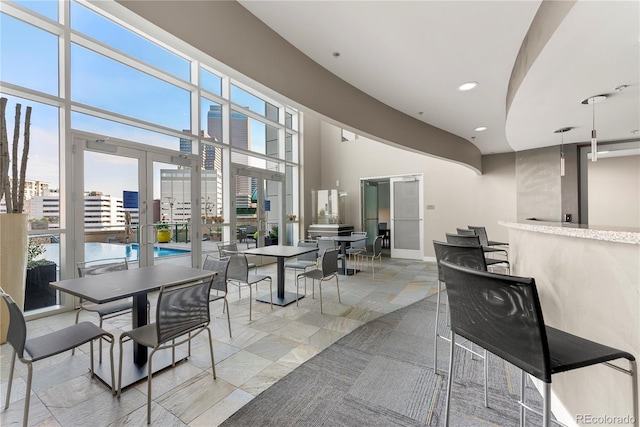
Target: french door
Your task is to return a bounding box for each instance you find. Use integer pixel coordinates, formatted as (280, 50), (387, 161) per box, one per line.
(72, 132), (198, 269)
(233, 166), (285, 247)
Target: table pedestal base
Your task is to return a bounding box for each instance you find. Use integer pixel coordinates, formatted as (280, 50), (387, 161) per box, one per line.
(257, 291), (304, 307)
(92, 342), (188, 391)
(338, 267), (359, 276)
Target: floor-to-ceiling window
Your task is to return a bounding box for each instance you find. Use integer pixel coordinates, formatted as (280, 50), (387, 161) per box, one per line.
(1, 0), (300, 317)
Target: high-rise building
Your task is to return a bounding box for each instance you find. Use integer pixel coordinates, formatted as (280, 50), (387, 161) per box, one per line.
(174, 105), (254, 216)
(179, 130), (219, 171)
(178, 127), (223, 217)
(207, 104), (254, 210)
(28, 190), (135, 231)
(207, 105), (252, 151)
(0, 178), (51, 214)
(159, 169), (219, 222)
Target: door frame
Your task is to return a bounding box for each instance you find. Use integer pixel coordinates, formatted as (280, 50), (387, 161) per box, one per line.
(360, 173), (424, 260)
(233, 164), (286, 247)
(360, 180), (379, 248)
(72, 131), (200, 269)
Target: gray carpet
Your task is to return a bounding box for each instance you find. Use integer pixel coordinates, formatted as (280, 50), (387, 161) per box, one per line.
(221, 294), (548, 426)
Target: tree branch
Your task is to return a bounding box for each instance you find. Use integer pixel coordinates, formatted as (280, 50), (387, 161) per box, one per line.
(18, 106), (31, 212)
(0, 97), (10, 212)
(11, 103), (21, 213)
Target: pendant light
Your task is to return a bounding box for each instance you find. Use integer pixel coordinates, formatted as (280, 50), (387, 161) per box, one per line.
(554, 127), (572, 176)
(581, 95), (607, 162)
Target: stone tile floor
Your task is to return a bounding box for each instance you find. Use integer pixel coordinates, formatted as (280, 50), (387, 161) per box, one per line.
(1, 256), (438, 426)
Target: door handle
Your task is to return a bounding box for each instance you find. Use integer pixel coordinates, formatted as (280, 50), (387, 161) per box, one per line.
(140, 224), (156, 245)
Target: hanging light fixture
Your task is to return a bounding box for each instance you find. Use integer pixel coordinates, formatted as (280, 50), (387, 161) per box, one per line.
(581, 95), (607, 162)
(554, 127), (572, 176)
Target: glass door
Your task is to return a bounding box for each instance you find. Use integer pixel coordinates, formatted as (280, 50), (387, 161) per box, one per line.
(389, 175), (423, 260)
(74, 134), (196, 269)
(362, 180), (379, 247)
(264, 176), (283, 246)
(234, 167), (284, 248)
(148, 155), (194, 266)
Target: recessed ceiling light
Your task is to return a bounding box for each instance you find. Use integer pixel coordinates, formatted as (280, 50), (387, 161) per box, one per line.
(474, 126), (487, 132)
(458, 81), (478, 91)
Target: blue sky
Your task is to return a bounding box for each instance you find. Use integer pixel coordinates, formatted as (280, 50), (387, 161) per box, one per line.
(2, 0), (270, 200)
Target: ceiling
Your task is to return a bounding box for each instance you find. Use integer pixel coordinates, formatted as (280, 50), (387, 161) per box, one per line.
(238, 1), (639, 155)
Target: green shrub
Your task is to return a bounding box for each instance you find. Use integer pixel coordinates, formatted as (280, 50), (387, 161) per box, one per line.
(27, 238), (51, 268)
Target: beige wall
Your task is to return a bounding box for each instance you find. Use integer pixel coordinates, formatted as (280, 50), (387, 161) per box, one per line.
(588, 155), (640, 228)
(300, 114), (322, 237)
(310, 121), (516, 258)
(509, 227), (639, 425)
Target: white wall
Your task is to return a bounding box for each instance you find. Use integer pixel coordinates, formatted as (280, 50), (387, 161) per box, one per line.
(315, 122), (517, 258)
(588, 155), (640, 228)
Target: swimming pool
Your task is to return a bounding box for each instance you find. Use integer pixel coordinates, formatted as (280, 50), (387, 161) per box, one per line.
(41, 242), (191, 263)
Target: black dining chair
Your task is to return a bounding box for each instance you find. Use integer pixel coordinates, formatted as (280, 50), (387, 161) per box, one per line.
(439, 261), (638, 427)
(433, 240), (490, 408)
(455, 227), (476, 236)
(468, 225), (508, 247)
(465, 225), (509, 259)
(445, 233), (510, 273)
(2, 290), (115, 427)
(117, 276), (216, 424)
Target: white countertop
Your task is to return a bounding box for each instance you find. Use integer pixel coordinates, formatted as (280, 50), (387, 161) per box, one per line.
(499, 220), (640, 245)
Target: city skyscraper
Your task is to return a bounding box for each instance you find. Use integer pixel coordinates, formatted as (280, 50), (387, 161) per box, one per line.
(206, 104), (251, 151)
(179, 130), (219, 171)
(173, 105), (254, 219)
(207, 104), (254, 209)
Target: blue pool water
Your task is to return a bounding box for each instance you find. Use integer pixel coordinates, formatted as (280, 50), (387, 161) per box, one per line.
(41, 242), (190, 263)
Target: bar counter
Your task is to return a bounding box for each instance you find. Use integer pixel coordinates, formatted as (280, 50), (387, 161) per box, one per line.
(499, 220), (639, 426)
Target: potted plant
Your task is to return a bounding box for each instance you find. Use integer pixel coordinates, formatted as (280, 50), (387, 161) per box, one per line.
(266, 224), (278, 246)
(24, 238), (57, 311)
(29, 217), (50, 230)
(156, 221), (171, 243)
(0, 97), (32, 342)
